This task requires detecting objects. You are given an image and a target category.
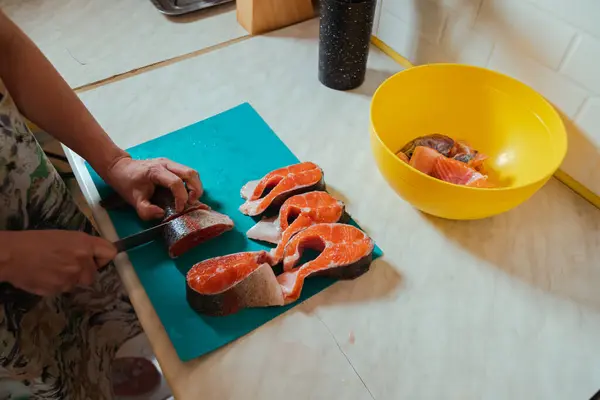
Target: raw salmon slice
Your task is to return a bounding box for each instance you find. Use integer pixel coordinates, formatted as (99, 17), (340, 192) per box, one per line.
(278, 223), (374, 304)
(247, 191), (347, 264)
(239, 162), (325, 216)
(409, 146), (443, 175)
(432, 156), (495, 187)
(449, 141), (488, 172)
(432, 156), (475, 185)
(163, 209), (234, 258)
(246, 191), (346, 244)
(186, 251), (284, 316)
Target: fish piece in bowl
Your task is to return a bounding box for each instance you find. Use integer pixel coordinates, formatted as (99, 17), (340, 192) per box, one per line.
(408, 146), (443, 175)
(396, 134), (498, 188)
(399, 134), (455, 158)
(432, 157), (495, 188)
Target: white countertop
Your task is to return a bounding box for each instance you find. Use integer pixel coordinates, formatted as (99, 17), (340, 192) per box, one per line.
(0, 0), (247, 88)
(63, 18), (600, 400)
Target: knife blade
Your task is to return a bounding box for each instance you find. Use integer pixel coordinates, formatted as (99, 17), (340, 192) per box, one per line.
(112, 220), (171, 254)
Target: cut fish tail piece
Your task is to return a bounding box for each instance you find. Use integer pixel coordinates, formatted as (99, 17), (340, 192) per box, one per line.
(164, 209), (234, 258)
(239, 162), (325, 216)
(186, 251), (284, 316)
(277, 223), (374, 304)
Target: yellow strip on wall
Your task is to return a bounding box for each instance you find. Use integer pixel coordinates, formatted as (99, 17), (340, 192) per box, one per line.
(370, 35), (600, 210)
(371, 36), (414, 69)
(554, 170), (600, 209)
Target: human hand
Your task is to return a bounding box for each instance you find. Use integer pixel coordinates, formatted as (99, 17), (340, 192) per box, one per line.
(0, 230), (116, 296)
(102, 156), (203, 220)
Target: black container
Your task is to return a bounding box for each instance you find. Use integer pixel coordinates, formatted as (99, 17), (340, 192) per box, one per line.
(318, 0), (377, 91)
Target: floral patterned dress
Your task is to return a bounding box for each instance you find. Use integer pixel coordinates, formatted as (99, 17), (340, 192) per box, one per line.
(0, 79), (141, 399)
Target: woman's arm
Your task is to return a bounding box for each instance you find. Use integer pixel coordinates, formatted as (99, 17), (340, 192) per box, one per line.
(0, 10), (126, 177)
(0, 11), (203, 219)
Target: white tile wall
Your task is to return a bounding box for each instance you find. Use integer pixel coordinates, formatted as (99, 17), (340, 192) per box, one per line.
(532, 0), (600, 39)
(373, 0), (600, 196)
(575, 99), (600, 148)
(561, 34), (600, 95)
(475, 0), (577, 69)
(382, 0), (447, 43)
(487, 48), (587, 118)
(441, 16), (493, 67)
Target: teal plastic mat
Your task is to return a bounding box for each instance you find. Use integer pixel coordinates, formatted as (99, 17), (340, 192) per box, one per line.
(87, 103), (382, 362)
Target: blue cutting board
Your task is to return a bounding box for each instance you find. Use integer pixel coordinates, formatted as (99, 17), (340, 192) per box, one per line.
(87, 103), (382, 362)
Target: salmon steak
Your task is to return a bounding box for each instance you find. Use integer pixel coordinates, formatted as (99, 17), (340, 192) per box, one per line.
(247, 191), (347, 265)
(239, 162), (325, 216)
(163, 209), (234, 258)
(186, 251), (284, 316)
(277, 223), (374, 304)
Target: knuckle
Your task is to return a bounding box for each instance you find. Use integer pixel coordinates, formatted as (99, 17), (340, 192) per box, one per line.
(169, 179), (185, 190)
(183, 169), (197, 179)
(147, 165), (162, 177)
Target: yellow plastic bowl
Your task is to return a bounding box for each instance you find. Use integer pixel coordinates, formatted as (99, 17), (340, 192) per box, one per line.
(370, 64), (568, 220)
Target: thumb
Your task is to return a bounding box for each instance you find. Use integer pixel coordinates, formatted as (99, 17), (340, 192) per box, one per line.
(88, 235), (117, 268)
(136, 199), (165, 221)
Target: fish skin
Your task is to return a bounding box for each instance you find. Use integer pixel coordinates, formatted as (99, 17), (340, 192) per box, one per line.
(400, 134), (455, 158)
(163, 209), (234, 258)
(186, 251), (284, 316)
(240, 179), (260, 200)
(246, 216), (281, 244)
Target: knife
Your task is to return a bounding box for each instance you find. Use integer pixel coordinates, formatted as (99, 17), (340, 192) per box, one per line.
(112, 220), (171, 254)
